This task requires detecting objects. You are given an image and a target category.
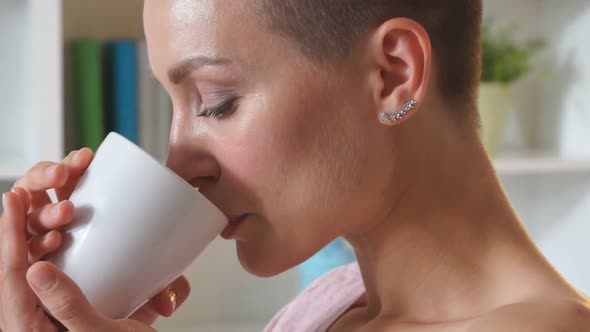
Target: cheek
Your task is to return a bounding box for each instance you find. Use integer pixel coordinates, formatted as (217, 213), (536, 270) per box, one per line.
(213, 75), (387, 275)
(230, 106), (374, 276)
(208, 99), (293, 215)
(214, 123), (284, 190)
(261, 92), (368, 225)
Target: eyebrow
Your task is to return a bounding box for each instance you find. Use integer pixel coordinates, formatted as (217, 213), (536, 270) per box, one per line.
(167, 56), (232, 84)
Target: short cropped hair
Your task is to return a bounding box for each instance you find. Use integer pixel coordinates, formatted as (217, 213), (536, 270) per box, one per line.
(256, 0), (483, 119)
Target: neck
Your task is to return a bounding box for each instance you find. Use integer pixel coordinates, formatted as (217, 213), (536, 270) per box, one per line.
(344, 109), (574, 323)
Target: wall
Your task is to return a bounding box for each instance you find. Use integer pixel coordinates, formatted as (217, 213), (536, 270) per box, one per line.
(62, 0), (144, 40)
(486, 0), (590, 295)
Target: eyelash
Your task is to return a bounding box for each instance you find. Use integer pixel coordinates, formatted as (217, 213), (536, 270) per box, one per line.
(197, 94), (239, 119)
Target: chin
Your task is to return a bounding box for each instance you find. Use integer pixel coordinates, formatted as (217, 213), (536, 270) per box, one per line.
(236, 241), (295, 278)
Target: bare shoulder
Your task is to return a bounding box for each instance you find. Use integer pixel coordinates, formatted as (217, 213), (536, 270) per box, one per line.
(466, 298), (590, 332)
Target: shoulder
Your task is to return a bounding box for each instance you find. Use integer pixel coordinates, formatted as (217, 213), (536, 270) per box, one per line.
(467, 298), (590, 332)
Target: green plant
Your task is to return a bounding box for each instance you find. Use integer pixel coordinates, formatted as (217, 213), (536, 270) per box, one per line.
(481, 23), (545, 83)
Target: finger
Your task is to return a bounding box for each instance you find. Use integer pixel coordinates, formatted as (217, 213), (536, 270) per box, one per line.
(149, 275), (191, 318)
(1, 192), (30, 278)
(127, 302), (159, 325)
(14, 162), (69, 211)
(28, 231), (62, 264)
(27, 262), (114, 331)
(28, 307), (61, 332)
(9, 187), (31, 214)
(26, 200), (75, 237)
(56, 148), (94, 202)
(0, 192), (41, 328)
(128, 275), (191, 324)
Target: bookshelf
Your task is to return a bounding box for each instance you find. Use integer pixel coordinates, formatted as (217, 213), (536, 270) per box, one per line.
(0, 0), (63, 182)
(0, 0), (589, 330)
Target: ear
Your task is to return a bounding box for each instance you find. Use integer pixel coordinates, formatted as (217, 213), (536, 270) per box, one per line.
(366, 18), (432, 126)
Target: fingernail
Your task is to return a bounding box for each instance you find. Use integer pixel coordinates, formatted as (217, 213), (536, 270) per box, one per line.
(53, 202), (63, 217)
(2, 193), (6, 209)
(168, 289), (177, 312)
(45, 165), (58, 177)
(73, 150), (83, 164)
(29, 264), (56, 291)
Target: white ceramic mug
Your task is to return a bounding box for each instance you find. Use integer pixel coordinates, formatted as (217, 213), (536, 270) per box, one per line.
(45, 132), (228, 319)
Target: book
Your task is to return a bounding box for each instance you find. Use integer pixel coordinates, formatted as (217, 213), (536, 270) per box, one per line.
(137, 40), (172, 162)
(104, 40), (139, 143)
(137, 40), (157, 156)
(153, 84), (172, 162)
(70, 39), (105, 152)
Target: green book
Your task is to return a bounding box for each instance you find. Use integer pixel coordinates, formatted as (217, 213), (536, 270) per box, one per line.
(71, 39), (105, 152)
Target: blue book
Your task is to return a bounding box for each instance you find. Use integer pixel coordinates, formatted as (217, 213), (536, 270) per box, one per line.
(104, 40), (138, 143)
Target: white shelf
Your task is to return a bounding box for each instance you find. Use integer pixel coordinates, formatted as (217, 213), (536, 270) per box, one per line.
(0, 168), (23, 181)
(0, 0), (63, 183)
(0, 149), (24, 181)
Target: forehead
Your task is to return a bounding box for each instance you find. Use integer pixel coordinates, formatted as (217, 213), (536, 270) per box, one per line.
(143, 0), (275, 75)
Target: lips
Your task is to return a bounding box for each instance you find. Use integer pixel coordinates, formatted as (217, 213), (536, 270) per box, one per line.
(220, 214), (248, 240)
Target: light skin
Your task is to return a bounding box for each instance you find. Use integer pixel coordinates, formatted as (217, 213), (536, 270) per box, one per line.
(1, 0), (590, 331)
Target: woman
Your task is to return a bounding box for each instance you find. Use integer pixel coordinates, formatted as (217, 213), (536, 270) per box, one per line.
(1, 0), (589, 331)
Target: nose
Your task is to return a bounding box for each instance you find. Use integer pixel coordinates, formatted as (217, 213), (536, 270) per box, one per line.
(165, 134), (221, 190)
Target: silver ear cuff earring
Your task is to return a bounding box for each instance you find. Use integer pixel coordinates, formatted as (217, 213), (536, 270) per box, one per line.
(380, 99), (418, 123)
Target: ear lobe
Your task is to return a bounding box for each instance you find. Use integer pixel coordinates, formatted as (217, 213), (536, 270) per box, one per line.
(369, 18), (431, 126)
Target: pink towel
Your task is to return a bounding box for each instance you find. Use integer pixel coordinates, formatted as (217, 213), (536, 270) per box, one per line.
(264, 262), (366, 332)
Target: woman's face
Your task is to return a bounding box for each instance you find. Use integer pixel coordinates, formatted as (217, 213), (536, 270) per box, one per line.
(144, 0), (397, 277)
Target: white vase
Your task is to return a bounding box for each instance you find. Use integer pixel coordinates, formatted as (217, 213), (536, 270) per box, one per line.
(478, 82), (514, 156)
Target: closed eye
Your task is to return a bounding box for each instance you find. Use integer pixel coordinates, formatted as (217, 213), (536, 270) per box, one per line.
(198, 94), (240, 119)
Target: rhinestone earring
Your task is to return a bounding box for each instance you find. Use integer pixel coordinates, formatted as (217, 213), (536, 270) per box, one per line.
(380, 99), (418, 123)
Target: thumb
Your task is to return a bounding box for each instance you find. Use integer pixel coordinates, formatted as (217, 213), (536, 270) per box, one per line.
(26, 262), (113, 331)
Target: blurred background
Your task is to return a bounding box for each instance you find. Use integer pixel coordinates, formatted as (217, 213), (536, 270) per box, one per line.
(1, 0), (590, 331)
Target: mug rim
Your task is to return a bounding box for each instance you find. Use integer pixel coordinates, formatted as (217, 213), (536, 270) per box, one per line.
(99, 131), (226, 219)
